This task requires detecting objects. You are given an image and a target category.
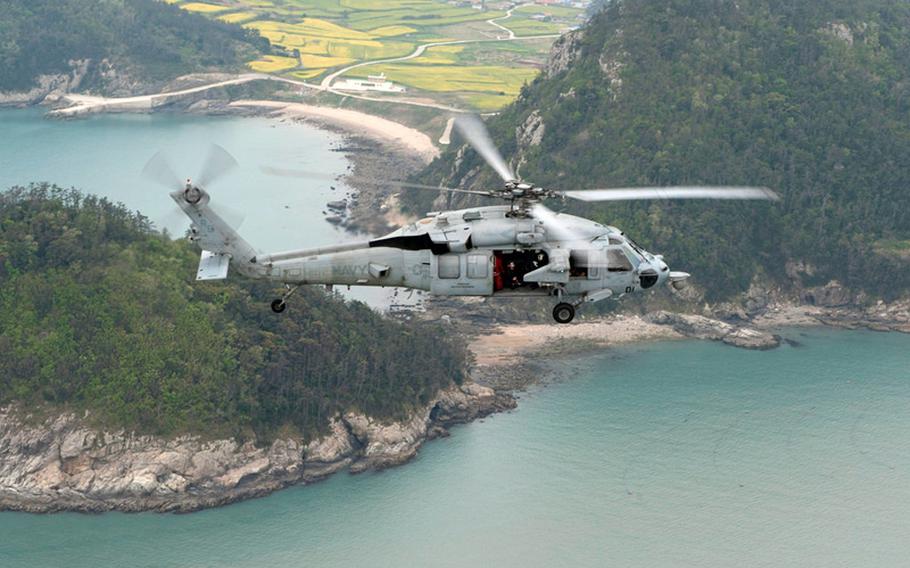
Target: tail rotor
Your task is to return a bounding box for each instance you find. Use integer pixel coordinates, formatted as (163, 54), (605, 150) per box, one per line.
(140, 143), (246, 231)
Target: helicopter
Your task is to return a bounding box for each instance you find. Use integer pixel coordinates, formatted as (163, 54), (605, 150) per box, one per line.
(143, 115), (779, 324)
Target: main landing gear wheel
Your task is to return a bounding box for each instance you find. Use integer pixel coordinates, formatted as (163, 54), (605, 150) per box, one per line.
(552, 302), (575, 324)
(270, 299), (287, 313)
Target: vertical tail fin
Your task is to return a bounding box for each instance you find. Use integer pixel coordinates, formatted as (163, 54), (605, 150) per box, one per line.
(171, 187), (260, 279)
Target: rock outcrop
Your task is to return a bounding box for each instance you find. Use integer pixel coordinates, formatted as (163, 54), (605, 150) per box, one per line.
(543, 30), (583, 79)
(646, 311), (780, 350)
(799, 280), (853, 307)
(0, 383), (514, 513)
(516, 110), (546, 148)
(0, 60), (90, 107)
(811, 298), (910, 332)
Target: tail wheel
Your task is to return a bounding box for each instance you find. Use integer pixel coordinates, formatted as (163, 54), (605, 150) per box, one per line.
(552, 302), (575, 324)
(270, 299), (287, 313)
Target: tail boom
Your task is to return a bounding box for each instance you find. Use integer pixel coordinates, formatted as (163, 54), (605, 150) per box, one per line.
(171, 188), (261, 280)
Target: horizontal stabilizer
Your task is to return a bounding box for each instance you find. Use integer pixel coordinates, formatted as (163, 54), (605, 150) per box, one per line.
(197, 250), (230, 281)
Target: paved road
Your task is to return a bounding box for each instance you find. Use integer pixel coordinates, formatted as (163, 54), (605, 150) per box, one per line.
(487, 5), (520, 39)
(54, 73), (276, 115)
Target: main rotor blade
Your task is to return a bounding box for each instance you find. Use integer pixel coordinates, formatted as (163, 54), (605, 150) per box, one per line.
(141, 151), (182, 191)
(259, 166), (495, 197)
(453, 115), (516, 183)
(561, 186), (780, 202)
(196, 144), (238, 189)
(531, 203), (589, 242)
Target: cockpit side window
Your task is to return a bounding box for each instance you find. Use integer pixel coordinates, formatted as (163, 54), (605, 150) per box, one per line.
(607, 247), (634, 272)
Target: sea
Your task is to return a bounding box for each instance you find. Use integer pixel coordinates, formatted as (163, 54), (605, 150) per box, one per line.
(1, 109), (909, 568)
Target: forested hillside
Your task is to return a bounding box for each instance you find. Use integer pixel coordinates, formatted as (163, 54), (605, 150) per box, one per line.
(420, 0), (910, 301)
(0, 0), (267, 92)
(0, 186), (466, 439)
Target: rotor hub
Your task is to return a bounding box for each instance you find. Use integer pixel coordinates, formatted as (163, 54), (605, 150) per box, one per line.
(183, 180), (203, 204)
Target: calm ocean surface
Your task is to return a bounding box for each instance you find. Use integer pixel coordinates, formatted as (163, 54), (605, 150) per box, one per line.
(0, 108), (352, 244)
(2, 110), (909, 567)
(1, 329), (908, 567)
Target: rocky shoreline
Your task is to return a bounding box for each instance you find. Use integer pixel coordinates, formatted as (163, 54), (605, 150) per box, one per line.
(0, 383), (514, 514)
(6, 297), (902, 514)
(465, 299), (910, 394)
(0, 82), (460, 515)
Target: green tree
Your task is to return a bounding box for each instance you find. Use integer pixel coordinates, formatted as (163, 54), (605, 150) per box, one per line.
(0, 185), (467, 440)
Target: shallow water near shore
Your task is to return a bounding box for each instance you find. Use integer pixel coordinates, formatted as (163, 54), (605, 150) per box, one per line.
(0, 108), (352, 243)
(2, 329), (909, 567)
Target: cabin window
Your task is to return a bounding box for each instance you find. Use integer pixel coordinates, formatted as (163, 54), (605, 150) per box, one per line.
(607, 248), (634, 272)
(587, 250), (606, 279)
(569, 250), (589, 278)
(467, 254), (488, 279)
(438, 255), (460, 279)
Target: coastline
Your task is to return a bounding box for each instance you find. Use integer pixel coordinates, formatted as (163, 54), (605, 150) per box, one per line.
(3, 93), (910, 514)
(0, 383), (514, 514)
(227, 100), (439, 164)
(221, 99), (431, 235)
(15, 82), (437, 235)
(0, 94), (471, 515)
(3, 299), (907, 514)
(465, 300), (910, 392)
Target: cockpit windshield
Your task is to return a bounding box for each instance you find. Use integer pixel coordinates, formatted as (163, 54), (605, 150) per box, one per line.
(625, 237), (648, 259)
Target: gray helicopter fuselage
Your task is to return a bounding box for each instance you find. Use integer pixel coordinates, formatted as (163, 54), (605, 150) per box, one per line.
(246, 204), (670, 302)
(166, 115), (767, 323)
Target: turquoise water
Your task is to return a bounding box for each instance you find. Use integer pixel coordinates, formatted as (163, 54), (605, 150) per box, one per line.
(0, 108), (396, 306)
(1, 329), (908, 567)
(0, 108), (352, 248)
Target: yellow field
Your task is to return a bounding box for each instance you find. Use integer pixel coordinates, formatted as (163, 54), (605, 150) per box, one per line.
(352, 64), (536, 96)
(349, 43), (536, 101)
(174, 0), (566, 110)
(299, 54), (355, 69)
(460, 93), (519, 112)
(245, 18), (417, 61)
(251, 18), (374, 40)
(180, 2), (229, 13)
(408, 45), (463, 65)
(218, 11), (259, 24)
(288, 69), (325, 80)
(368, 25), (417, 38)
(339, 0), (429, 8)
(248, 55), (299, 73)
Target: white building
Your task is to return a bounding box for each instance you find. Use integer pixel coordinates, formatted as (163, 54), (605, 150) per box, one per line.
(333, 73), (406, 93)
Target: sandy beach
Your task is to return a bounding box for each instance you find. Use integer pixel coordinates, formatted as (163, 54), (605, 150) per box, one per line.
(230, 99), (440, 164)
(469, 315), (683, 367)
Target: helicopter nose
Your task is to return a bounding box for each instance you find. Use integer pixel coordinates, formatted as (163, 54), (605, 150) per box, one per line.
(657, 259), (670, 285)
(639, 264), (660, 289)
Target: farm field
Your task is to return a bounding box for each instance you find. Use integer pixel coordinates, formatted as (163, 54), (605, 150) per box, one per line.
(167, 0), (587, 111)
